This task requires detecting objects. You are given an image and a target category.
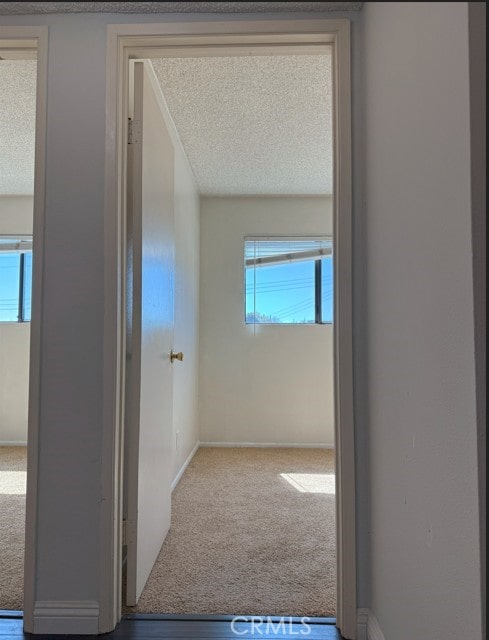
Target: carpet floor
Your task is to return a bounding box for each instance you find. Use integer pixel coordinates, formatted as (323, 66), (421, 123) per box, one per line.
(0, 447), (26, 611)
(125, 447), (336, 617)
(0, 447), (336, 617)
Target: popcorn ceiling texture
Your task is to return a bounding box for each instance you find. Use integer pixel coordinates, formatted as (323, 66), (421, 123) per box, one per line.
(0, 60), (36, 196)
(152, 54), (333, 195)
(0, 54), (332, 196)
(0, 2), (362, 15)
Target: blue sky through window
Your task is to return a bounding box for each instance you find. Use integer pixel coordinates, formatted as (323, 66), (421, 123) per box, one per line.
(23, 252), (33, 321)
(245, 239), (333, 324)
(0, 253), (21, 321)
(321, 257), (333, 323)
(0, 251), (33, 322)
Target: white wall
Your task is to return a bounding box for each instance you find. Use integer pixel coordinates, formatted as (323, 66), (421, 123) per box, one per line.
(0, 10), (363, 633)
(0, 196), (33, 444)
(364, 3), (482, 639)
(170, 100), (200, 482)
(199, 196), (334, 446)
(0, 196), (33, 234)
(468, 5), (486, 634)
(1, 6), (483, 635)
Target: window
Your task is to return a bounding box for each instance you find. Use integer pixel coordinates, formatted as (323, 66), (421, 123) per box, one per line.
(245, 237), (333, 324)
(0, 237), (33, 322)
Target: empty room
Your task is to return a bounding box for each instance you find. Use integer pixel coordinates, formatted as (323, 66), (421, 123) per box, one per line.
(0, 31), (341, 625)
(0, 50), (36, 613)
(121, 51), (337, 617)
(0, 4), (484, 640)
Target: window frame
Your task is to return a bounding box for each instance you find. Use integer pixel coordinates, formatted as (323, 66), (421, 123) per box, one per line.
(244, 235), (333, 325)
(0, 235), (33, 323)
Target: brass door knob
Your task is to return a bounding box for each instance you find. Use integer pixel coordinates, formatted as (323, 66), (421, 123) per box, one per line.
(170, 350), (184, 363)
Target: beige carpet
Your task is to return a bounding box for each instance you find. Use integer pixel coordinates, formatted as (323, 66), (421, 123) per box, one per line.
(0, 447), (26, 611)
(125, 447), (336, 617)
(0, 447), (336, 616)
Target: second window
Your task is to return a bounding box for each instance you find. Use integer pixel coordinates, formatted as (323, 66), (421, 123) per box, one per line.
(245, 237), (333, 325)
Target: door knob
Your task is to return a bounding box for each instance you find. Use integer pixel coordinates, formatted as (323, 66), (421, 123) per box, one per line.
(170, 350), (184, 363)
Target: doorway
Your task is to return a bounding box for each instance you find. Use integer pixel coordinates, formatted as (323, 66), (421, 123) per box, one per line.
(0, 39), (39, 614)
(123, 51), (337, 616)
(105, 18), (355, 639)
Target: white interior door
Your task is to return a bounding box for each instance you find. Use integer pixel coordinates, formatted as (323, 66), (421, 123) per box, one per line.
(125, 60), (175, 606)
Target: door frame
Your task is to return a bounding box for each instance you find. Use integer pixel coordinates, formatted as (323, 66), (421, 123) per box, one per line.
(103, 17), (356, 639)
(0, 26), (48, 634)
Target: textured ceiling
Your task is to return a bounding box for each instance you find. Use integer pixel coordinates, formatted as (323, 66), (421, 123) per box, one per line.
(0, 2), (363, 15)
(0, 55), (332, 196)
(0, 60), (36, 195)
(151, 54), (332, 195)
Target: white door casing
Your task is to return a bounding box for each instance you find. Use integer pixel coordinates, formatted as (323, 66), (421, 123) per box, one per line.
(125, 60), (175, 606)
(102, 19), (355, 638)
(9, 16), (355, 639)
(0, 26), (48, 635)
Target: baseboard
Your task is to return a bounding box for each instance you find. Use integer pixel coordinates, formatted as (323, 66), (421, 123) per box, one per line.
(171, 441), (199, 491)
(32, 601), (99, 635)
(357, 608), (368, 640)
(0, 441), (27, 446)
(367, 612), (386, 640)
(199, 442), (334, 449)
(357, 609), (385, 640)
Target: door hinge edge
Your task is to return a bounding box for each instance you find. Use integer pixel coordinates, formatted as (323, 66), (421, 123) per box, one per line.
(128, 118), (141, 145)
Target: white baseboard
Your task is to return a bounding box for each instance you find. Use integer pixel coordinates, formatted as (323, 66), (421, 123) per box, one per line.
(357, 609), (386, 640)
(33, 600), (99, 635)
(367, 612), (386, 640)
(0, 441), (27, 446)
(199, 441), (334, 449)
(171, 441), (199, 491)
(357, 608), (369, 640)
